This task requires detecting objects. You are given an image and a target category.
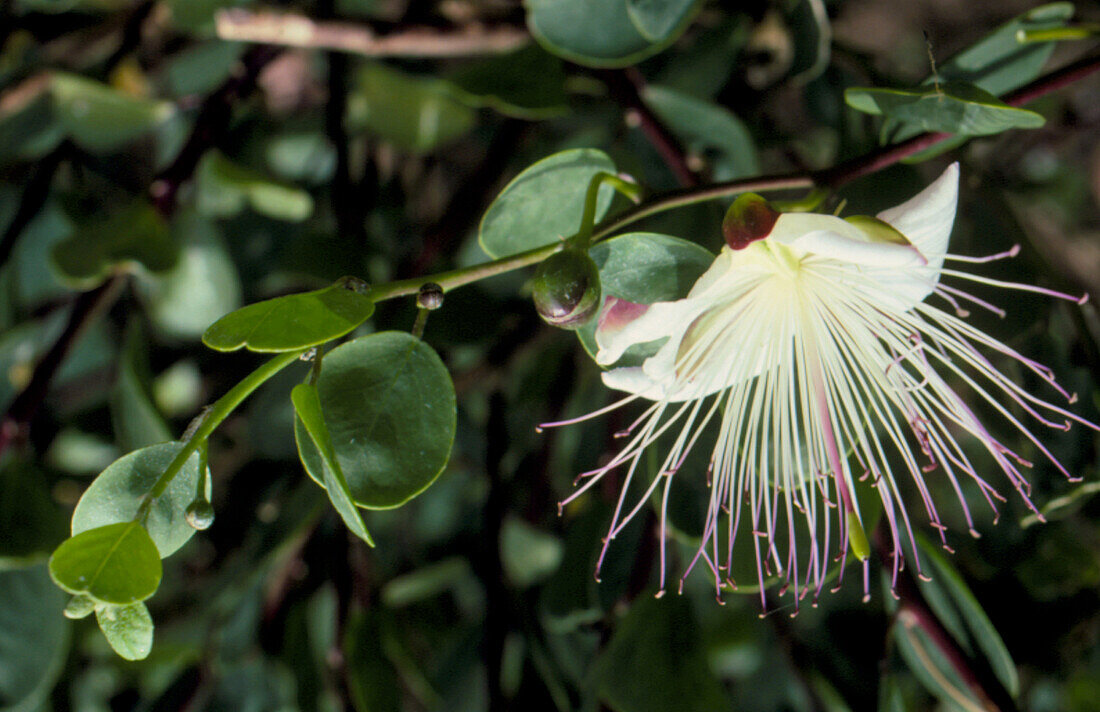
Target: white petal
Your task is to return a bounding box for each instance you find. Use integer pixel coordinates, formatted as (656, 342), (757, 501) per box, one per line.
(877, 163), (959, 271)
(790, 229), (926, 267)
(601, 366), (668, 399)
(595, 300), (692, 366)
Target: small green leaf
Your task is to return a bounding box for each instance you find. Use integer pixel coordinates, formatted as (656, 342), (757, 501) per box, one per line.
(917, 536), (1019, 697)
(346, 63), (476, 154)
(643, 85), (759, 180)
(294, 331), (456, 508)
(72, 442), (206, 558)
(291, 383), (374, 546)
(448, 44), (568, 119)
(845, 81), (1045, 136)
(593, 596), (729, 712)
(526, 0), (698, 67)
(50, 72), (173, 152)
(196, 151), (314, 222)
(480, 149), (617, 259)
(626, 0), (703, 42)
(51, 200), (177, 289)
(0, 564), (70, 712)
(202, 278), (374, 353)
(48, 522), (163, 605)
(96, 601), (153, 661)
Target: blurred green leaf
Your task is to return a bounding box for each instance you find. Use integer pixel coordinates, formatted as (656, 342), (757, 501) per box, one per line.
(593, 596), (729, 712)
(291, 383), (374, 546)
(202, 278), (374, 353)
(846, 81), (1045, 136)
(449, 44), (568, 119)
(893, 609), (985, 712)
(51, 200), (177, 289)
(917, 537), (1019, 697)
(196, 150), (315, 222)
(786, 0), (831, 83)
(500, 516), (563, 587)
(48, 522), (162, 604)
(381, 557), (473, 607)
(526, 0), (699, 67)
(642, 85), (759, 180)
(480, 148), (617, 258)
(0, 563), (69, 712)
(50, 72), (173, 153)
(347, 63), (476, 154)
(71, 442), (207, 558)
(0, 461), (68, 565)
(95, 601), (153, 661)
(295, 331), (456, 508)
(110, 321), (172, 453)
(344, 610), (401, 712)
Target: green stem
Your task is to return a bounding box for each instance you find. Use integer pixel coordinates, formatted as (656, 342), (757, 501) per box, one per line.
(367, 172), (815, 303)
(1017, 25), (1100, 43)
(138, 349), (306, 515)
(573, 171), (643, 248)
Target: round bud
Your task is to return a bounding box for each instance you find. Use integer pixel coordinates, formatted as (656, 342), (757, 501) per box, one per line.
(185, 499), (215, 530)
(532, 247), (602, 330)
(722, 193), (779, 250)
(63, 593), (97, 620)
(417, 282), (444, 310)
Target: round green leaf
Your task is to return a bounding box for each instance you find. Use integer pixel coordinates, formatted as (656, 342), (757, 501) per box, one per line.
(71, 442), (206, 558)
(448, 44), (568, 120)
(48, 522), (163, 604)
(202, 279), (375, 353)
(526, 0), (697, 67)
(196, 151), (314, 222)
(295, 331), (456, 508)
(0, 564), (69, 712)
(479, 149), (617, 259)
(95, 602), (153, 661)
(51, 200), (177, 289)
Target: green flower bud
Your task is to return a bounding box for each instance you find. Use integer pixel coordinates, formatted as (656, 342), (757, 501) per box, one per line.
(185, 499), (215, 530)
(532, 247), (602, 330)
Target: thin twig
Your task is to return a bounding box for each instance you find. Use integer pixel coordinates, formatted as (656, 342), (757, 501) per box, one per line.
(215, 8), (529, 57)
(0, 143), (67, 268)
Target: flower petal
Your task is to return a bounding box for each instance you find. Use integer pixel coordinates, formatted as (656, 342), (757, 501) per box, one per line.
(601, 366), (668, 399)
(877, 162), (959, 271)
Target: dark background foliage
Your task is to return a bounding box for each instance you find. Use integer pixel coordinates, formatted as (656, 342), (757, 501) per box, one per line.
(1, 0), (1099, 710)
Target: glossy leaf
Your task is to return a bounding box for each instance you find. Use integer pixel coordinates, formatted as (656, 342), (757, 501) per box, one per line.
(576, 232), (714, 359)
(295, 331), (456, 508)
(71, 442), (206, 558)
(526, 0), (698, 67)
(96, 602), (153, 661)
(480, 149), (617, 258)
(346, 63), (476, 154)
(202, 278), (374, 353)
(448, 44), (568, 120)
(51, 200), (177, 289)
(196, 151), (314, 222)
(593, 596), (729, 712)
(291, 383), (374, 546)
(0, 564), (69, 712)
(50, 72), (173, 152)
(845, 81), (1045, 136)
(48, 522), (162, 604)
(642, 85), (759, 180)
(917, 537), (1019, 697)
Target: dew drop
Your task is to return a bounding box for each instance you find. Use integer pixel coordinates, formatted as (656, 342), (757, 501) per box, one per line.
(185, 499), (215, 530)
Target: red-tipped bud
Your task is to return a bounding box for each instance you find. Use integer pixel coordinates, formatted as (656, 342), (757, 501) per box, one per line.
(722, 193), (779, 250)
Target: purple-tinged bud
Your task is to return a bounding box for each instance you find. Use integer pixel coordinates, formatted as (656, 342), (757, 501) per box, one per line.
(723, 193), (779, 250)
(533, 247), (602, 330)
